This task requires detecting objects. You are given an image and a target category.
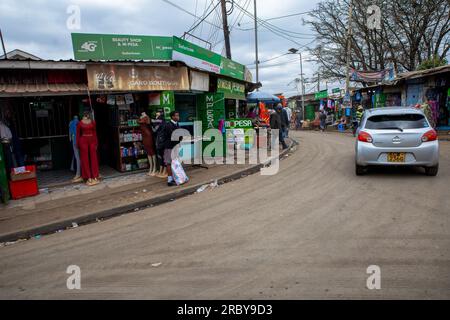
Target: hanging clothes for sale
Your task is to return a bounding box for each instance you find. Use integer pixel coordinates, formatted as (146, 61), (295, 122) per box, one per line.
(327, 99), (333, 110)
(76, 119), (99, 181)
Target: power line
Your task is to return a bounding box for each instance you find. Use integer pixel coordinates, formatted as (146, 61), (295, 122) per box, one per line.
(233, 1), (311, 47)
(240, 10), (312, 24)
(246, 52), (289, 66)
(161, 0), (223, 30)
(185, 1), (221, 36)
(199, 0), (210, 37)
(230, 0), (251, 30)
(233, 3), (314, 38)
(208, 2), (222, 46)
(236, 26), (315, 38)
(188, 0), (214, 36)
(247, 57), (301, 69)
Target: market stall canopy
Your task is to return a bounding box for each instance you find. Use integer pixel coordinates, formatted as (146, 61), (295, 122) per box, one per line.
(247, 91), (281, 103)
(0, 83), (89, 97)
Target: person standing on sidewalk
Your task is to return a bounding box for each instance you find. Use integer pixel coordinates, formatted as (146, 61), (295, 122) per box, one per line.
(163, 111), (181, 187)
(273, 106), (288, 150)
(284, 106), (292, 137)
(279, 104), (289, 140)
(154, 112), (167, 178)
(319, 110), (327, 132)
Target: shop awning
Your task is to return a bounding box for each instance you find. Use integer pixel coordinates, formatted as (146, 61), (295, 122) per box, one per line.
(0, 83), (89, 97)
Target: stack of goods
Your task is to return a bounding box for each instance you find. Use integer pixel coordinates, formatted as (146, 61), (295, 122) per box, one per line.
(120, 143), (146, 158)
(119, 131), (143, 143)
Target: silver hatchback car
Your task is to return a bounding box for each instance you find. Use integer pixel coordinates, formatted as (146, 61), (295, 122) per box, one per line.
(355, 107), (439, 176)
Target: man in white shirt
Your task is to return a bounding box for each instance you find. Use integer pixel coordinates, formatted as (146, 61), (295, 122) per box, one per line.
(284, 106), (292, 138)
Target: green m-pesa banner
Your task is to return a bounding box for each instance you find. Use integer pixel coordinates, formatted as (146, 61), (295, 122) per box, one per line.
(197, 93), (226, 157)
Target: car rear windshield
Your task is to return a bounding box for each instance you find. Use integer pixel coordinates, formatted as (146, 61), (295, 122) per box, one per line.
(365, 114), (429, 130)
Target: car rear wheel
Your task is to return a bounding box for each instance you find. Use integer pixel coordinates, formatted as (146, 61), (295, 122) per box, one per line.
(424, 165), (439, 176)
(355, 164), (367, 176)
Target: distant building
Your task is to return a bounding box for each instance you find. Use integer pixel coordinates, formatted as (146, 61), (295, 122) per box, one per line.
(0, 49), (42, 60)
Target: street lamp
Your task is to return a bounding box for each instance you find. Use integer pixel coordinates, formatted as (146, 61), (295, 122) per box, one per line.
(288, 48), (305, 121)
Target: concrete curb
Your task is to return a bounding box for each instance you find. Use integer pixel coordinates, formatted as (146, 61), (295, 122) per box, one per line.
(0, 139), (298, 243)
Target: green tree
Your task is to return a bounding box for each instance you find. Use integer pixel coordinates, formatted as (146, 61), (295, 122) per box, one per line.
(417, 56), (448, 71)
(305, 0), (450, 83)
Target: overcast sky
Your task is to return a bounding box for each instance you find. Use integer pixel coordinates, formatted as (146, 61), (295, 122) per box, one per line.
(0, 0), (333, 97)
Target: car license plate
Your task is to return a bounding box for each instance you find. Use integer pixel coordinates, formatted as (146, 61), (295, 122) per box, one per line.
(387, 152), (406, 162)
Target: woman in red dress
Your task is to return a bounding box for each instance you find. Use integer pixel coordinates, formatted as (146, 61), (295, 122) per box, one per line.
(76, 112), (100, 186)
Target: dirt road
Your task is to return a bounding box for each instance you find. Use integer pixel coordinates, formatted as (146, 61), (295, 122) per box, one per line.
(1, 131), (449, 299)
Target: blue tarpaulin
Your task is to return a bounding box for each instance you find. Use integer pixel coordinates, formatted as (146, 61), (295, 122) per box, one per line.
(247, 91), (281, 103)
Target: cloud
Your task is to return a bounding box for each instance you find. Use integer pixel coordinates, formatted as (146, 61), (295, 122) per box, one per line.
(0, 0), (326, 97)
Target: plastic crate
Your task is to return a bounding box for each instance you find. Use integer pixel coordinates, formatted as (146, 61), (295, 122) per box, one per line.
(9, 179), (39, 200)
(9, 165), (39, 200)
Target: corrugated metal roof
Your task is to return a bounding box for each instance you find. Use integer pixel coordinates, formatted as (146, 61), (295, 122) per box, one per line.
(356, 65), (450, 92)
(0, 83), (88, 97)
(396, 64), (450, 80)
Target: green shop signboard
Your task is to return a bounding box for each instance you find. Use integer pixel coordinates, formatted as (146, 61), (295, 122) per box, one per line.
(160, 91), (175, 120)
(172, 37), (245, 81)
(221, 57), (245, 81)
(72, 33), (248, 81)
(197, 93), (225, 131)
(197, 93), (226, 157)
(217, 78), (245, 100)
(148, 91), (175, 120)
(225, 118), (253, 129)
(71, 33), (173, 60)
(225, 119), (254, 148)
(315, 90), (328, 100)
(173, 37), (222, 75)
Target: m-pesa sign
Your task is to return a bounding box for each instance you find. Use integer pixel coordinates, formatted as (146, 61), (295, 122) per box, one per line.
(225, 119), (253, 129)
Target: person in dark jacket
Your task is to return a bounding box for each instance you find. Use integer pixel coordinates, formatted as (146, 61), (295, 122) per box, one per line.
(163, 111), (181, 186)
(272, 107), (288, 149)
(319, 110), (327, 132)
(279, 104), (289, 139)
(154, 111), (167, 178)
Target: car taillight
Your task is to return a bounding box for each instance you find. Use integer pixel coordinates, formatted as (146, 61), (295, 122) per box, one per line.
(422, 129), (438, 142)
(358, 131), (373, 143)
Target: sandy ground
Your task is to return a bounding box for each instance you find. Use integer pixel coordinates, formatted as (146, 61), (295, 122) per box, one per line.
(0, 131), (449, 299)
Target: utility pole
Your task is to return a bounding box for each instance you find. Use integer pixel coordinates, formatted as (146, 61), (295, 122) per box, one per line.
(253, 0), (259, 89)
(345, 0), (353, 104)
(220, 0), (232, 59)
(299, 52), (305, 121)
(0, 28), (7, 59)
(289, 48), (305, 121)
